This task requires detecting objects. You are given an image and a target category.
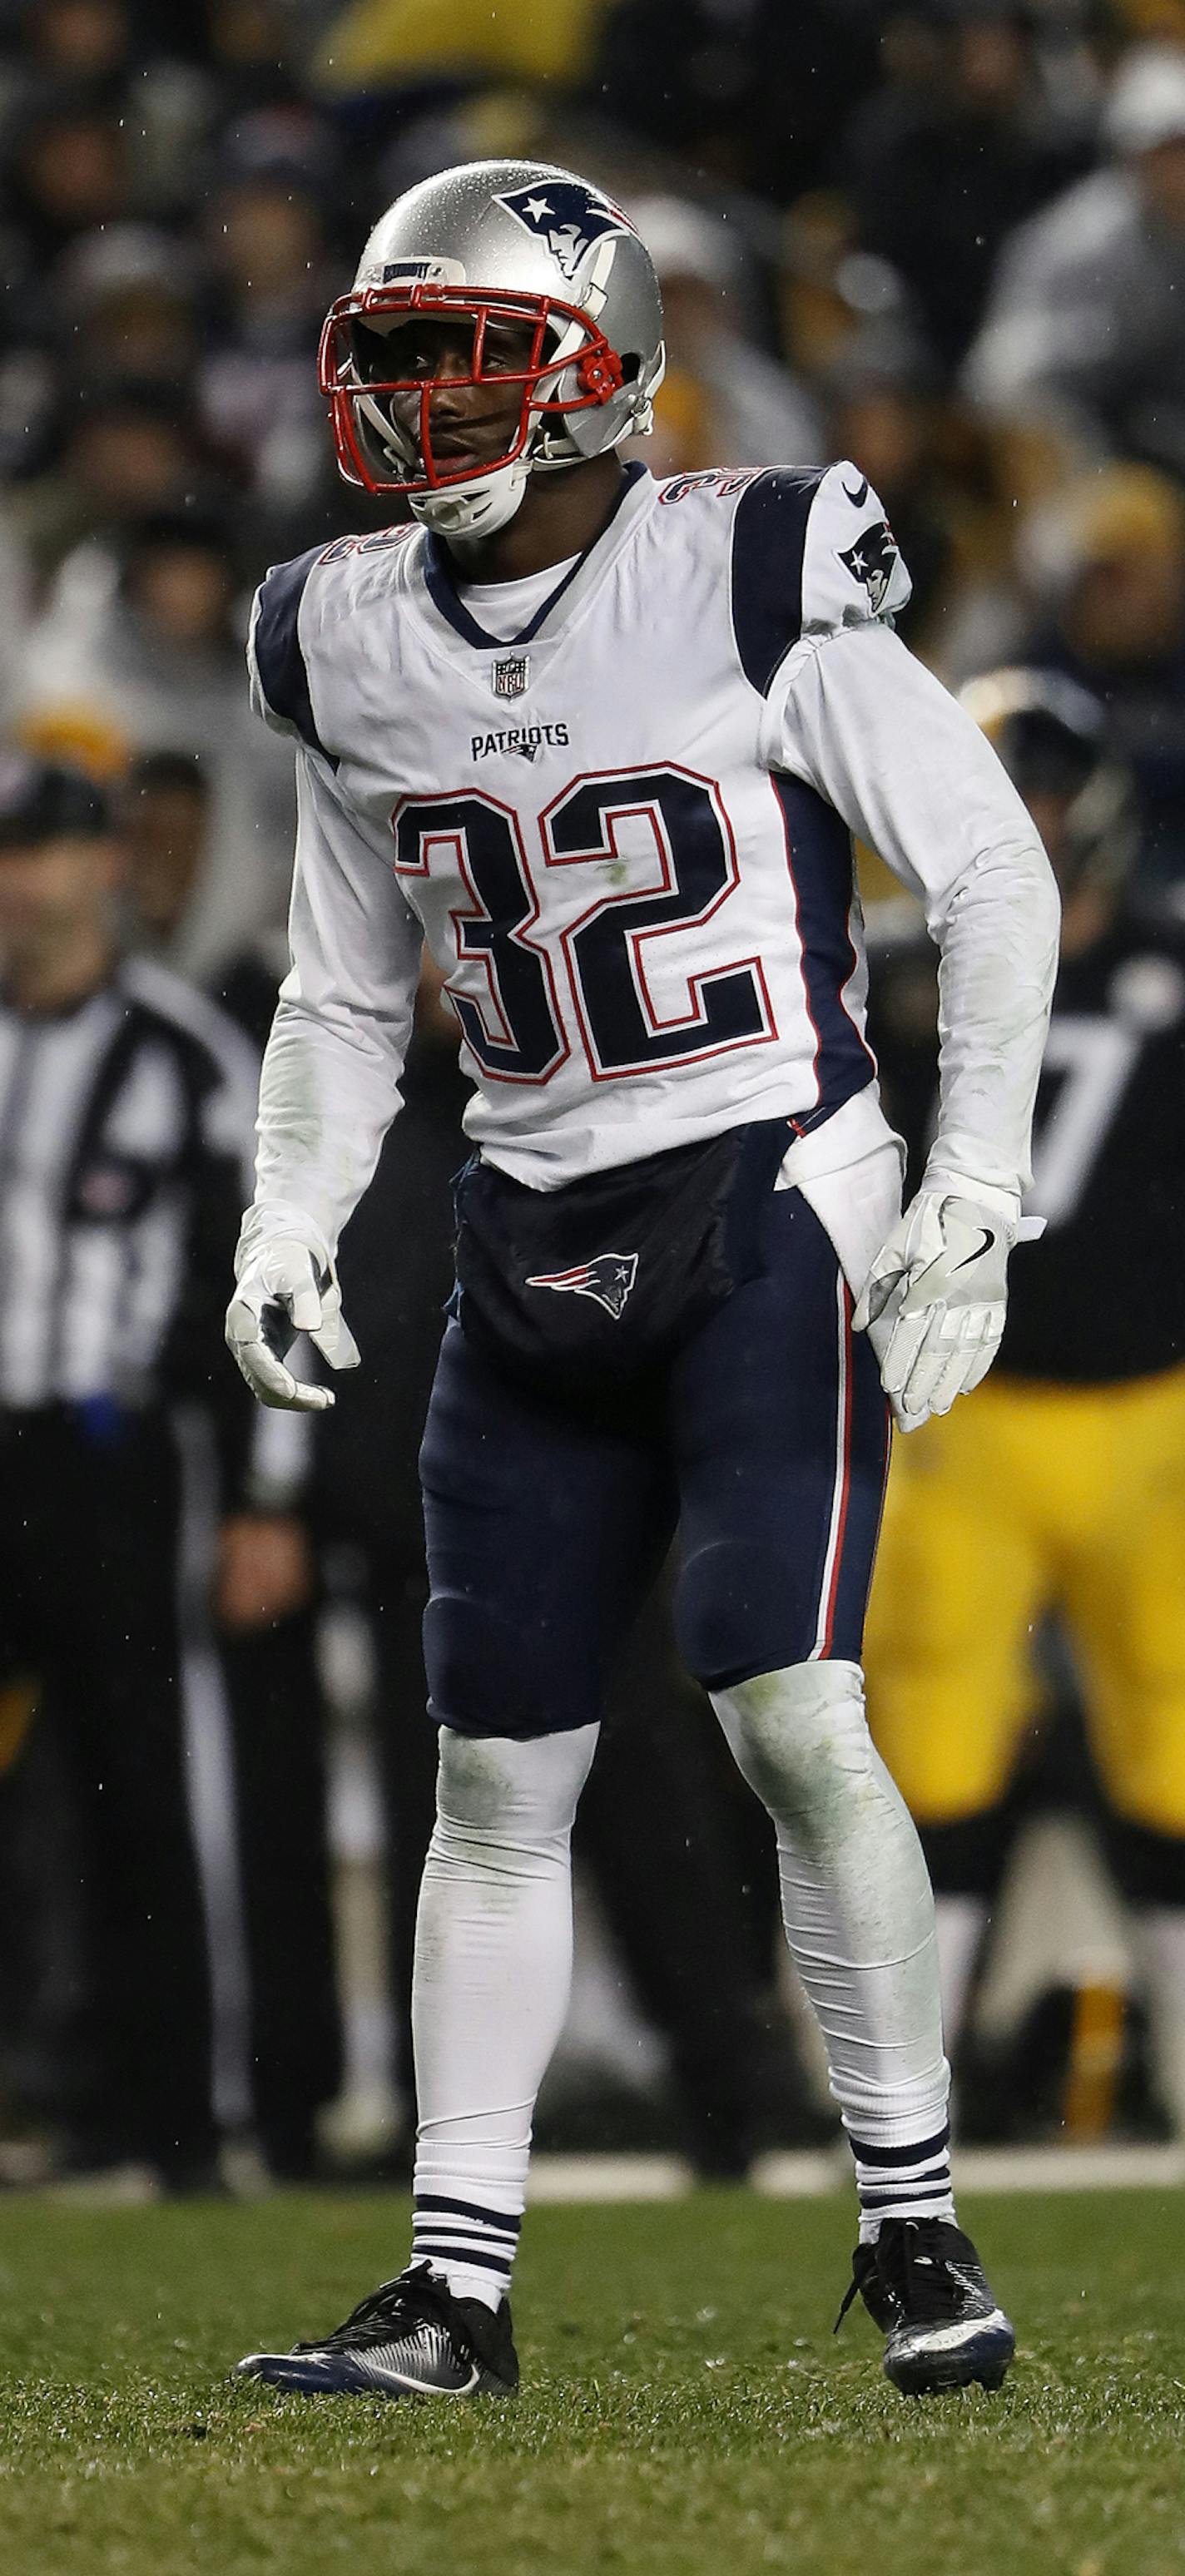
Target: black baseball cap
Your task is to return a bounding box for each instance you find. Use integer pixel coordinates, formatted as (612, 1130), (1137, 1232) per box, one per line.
(0, 754), (112, 852)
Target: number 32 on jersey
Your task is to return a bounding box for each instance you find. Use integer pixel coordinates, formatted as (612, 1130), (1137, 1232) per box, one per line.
(392, 765), (776, 1083)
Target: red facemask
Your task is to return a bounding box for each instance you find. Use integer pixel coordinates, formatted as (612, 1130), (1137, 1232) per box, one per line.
(318, 281), (627, 497)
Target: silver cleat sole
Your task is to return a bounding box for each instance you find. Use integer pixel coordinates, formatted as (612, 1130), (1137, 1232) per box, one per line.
(884, 2310), (1016, 2397)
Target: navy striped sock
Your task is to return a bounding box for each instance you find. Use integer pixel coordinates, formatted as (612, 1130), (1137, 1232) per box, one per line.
(848, 2124), (955, 2244)
(411, 2192), (522, 2308)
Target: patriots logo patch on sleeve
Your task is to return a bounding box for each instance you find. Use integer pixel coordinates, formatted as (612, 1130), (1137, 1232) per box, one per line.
(525, 1252), (639, 1319)
(496, 181), (631, 281)
(838, 518), (900, 615)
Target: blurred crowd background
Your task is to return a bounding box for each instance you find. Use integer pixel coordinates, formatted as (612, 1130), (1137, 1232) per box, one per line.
(2, 0), (1184, 2197)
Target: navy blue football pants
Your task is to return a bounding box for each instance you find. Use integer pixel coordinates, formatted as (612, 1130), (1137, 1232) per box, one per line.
(419, 1185), (890, 1738)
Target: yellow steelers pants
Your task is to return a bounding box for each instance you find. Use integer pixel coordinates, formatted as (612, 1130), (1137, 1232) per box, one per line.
(864, 1365), (1185, 1836)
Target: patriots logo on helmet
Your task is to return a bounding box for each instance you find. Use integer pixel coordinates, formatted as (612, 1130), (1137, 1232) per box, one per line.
(838, 518), (900, 615)
(525, 1251), (639, 1320)
(496, 182), (631, 282)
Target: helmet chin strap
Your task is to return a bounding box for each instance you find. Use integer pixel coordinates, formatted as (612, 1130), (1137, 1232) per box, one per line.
(356, 384), (538, 538)
(409, 453), (533, 541)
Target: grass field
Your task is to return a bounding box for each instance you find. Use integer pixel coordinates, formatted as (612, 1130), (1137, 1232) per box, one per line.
(2, 2187), (1183, 2576)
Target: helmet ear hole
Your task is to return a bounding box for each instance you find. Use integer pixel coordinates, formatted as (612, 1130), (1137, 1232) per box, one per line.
(619, 352), (641, 383)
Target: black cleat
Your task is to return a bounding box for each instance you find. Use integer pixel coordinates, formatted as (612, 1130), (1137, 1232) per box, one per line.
(236, 2260), (518, 2399)
(836, 2217), (1015, 2395)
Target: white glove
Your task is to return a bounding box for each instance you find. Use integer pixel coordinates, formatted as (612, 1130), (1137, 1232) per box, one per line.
(852, 1181), (1017, 1433)
(226, 1235), (360, 1413)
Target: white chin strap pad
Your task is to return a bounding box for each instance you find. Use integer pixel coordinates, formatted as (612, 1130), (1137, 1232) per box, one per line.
(410, 454), (532, 540)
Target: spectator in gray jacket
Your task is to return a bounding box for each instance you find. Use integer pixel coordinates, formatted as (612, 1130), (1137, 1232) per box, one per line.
(17, 509), (295, 973)
(964, 44), (1185, 485)
(628, 194), (823, 473)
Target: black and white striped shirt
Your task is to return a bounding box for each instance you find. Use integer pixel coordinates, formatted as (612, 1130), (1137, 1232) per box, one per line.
(0, 954), (301, 1503)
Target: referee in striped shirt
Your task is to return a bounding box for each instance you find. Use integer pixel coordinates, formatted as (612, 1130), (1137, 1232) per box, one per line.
(0, 753), (336, 2188)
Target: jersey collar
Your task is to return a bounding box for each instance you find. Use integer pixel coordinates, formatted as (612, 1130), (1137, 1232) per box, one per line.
(418, 462), (654, 655)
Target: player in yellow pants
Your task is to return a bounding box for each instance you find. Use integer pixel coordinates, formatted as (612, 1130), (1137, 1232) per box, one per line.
(865, 664), (1185, 2126)
(867, 1365), (1185, 1843)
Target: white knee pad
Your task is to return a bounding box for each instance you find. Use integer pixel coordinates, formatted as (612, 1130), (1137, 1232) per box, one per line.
(711, 1662), (946, 2133)
(435, 1722), (599, 1854)
(711, 1661), (880, 1846)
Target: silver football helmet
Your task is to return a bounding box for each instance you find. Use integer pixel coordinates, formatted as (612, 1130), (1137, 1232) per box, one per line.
(960, 667), (1140, 893)
(318, 158), (666, 538)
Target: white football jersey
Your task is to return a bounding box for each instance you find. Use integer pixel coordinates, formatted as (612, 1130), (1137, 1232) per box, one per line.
(245, 462), (1058, 1263)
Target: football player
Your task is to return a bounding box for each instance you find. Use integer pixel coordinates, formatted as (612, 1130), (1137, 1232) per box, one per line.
(226, 162), (1059, 2399)
(865, 669), (1185, 2123)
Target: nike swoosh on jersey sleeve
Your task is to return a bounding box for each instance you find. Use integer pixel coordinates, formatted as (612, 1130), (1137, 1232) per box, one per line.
(799, 460), (913, 637)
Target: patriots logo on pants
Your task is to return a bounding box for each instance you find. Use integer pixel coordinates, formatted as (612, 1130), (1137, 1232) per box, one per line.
(838, 518), (900, 615)
(495, 182), (630, 281)
(525, 1252), (639, 1320)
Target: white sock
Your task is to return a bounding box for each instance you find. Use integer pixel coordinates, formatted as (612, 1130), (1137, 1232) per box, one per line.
(934, 1892), (989, 2054)
(410, 1722), (598, 2308)
(712, 1662), (954, 2242)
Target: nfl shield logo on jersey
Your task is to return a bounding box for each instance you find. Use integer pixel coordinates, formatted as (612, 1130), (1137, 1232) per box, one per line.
(493, 655), (530, 699)
(526, 1253), (639, 1320)
(496, 181), (630, 281)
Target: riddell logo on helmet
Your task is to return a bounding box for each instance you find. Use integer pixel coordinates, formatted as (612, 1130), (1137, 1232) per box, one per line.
(495, 181), (632, 281)
(359, 255), (467, 290)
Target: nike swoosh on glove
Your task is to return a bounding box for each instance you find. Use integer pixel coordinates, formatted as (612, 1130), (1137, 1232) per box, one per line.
(226, 1237), (360, 1412)
(852, 1187), (1015, 1433)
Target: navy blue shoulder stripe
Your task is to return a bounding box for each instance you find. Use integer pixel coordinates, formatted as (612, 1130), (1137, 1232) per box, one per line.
(252, 544), (334, 762)
(731, 468), (826, 697)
